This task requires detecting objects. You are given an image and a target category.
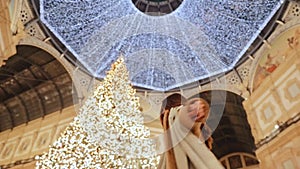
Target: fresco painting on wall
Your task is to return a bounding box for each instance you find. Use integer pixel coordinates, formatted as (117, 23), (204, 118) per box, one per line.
(253, 26), (300, 90)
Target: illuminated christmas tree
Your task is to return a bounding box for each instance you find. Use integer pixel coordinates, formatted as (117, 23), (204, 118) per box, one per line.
(36, 57), (158, 168)
(36, 118), (102, 168)
(78, 57), (155, 158)
(36, 118), (158, 168)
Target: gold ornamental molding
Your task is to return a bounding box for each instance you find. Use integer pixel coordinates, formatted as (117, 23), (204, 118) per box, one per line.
(0, 0), (25, 67)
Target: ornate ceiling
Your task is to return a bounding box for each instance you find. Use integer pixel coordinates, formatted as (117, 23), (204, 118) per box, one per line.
(40, 0), (283, 91)
(0, 46), (73, 132)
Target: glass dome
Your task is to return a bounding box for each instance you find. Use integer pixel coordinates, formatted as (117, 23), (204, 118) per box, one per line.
(40, 0), (284, 91)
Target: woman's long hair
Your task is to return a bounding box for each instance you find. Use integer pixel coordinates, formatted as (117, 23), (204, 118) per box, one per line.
(201, 123), (213, 150)
(160, 93), (187, 126)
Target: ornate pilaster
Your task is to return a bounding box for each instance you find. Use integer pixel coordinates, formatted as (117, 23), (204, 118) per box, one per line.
(0, 0), (25, 67)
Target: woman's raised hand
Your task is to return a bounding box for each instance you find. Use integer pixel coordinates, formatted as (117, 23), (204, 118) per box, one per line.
(179, 98), (210, 129)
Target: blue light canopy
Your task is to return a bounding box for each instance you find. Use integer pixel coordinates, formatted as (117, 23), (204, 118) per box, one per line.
(40, 0), (283, 91)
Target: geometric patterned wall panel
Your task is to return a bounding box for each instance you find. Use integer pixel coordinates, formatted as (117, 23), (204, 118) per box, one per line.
(254, 94), (282, 134)
(15, 136), (33, 156)
(0, 139), (18, 163)
(277, 71), (300, 113)
(0, 109), (75, 166)
(32, 128), (53, 152)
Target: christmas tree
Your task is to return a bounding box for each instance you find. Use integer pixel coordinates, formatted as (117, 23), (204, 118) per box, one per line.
(35, 118), (158, 168)
(36, 57), (158, 168)
(36, 118), (103, 168)
(78, 57), (155, 158)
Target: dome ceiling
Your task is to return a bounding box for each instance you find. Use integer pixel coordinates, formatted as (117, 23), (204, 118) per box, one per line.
(40, 0), (283, 91)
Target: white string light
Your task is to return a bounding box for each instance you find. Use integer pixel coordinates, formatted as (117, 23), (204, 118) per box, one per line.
(40, 0), (283, 90)
(77, 57), (157, 158)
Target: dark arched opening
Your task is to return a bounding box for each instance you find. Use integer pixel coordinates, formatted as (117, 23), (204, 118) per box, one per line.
(191, 90), (259, 168)
(132, 0), (183, 16)
(0, 45), (75, 132)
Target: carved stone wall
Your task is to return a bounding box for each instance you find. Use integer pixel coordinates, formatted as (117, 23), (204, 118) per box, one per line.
(243, 52), (300, 168)
(0, 106), (76, 167)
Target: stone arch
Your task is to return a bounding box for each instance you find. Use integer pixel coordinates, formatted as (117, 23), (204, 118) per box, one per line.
(18, 36), (94, 103)
(0, 45), (75, 131)
(190, 90), (257, 162)
(19, 36), (74, 79)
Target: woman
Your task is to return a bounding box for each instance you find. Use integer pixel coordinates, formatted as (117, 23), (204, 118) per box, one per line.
(158, 93), (223, 169)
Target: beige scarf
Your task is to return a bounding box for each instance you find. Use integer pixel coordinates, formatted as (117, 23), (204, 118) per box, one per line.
(158, 107), (224, 169)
